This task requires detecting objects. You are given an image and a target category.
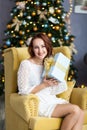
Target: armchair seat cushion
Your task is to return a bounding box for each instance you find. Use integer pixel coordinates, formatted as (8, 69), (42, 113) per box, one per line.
(29, 117), (62, 130)
(29, 112), (87, 130)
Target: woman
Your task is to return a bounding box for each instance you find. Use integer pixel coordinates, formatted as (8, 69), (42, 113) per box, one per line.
(17, 33), (84, 130)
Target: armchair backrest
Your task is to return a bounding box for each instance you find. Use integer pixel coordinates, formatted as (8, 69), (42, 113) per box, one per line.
(4, 46), (71, 96)
(4, 47), (29, 95)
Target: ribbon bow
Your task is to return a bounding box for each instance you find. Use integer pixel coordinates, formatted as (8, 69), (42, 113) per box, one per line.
(37, 10), (47, 20)
(44, 56), (54, 75)
(16, 1), (26, 10)
(11, 17), (22, 31)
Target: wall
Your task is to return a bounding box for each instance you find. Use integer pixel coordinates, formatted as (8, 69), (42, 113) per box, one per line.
(64, 0), (87, 86)
(0, 0), (15, 47)
(0, 0), (87, 86)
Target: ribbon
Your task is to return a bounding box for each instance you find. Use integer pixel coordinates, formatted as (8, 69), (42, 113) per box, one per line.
(37, 10), (47, 20)
(44, 56), (54, 75)
(16, 1), (26, 10)
(55, 62), (66, 73)
(11, 17), (22, 31)
(48, 16), (59, 24)
(44, 56), (67, 77)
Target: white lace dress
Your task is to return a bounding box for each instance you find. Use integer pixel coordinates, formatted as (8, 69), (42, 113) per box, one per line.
(17, 60), (68, 117)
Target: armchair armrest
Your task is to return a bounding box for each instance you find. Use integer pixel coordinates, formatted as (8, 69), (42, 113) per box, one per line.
(70, 88), (87, 110)
(10, 93), (39, 122)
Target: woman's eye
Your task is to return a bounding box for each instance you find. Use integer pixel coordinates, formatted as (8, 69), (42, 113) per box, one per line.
(42, 45), (46, 48)
(34, 46), (38, 49)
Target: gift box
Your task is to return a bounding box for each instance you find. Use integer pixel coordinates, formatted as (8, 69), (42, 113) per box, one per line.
(42, 52), (70, 82)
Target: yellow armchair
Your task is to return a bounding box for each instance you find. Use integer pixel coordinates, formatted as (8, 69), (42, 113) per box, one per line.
(4, 46), (87, 130)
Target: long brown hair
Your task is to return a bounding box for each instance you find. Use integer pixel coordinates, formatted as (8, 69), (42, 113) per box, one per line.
(28, 33), (53, 57)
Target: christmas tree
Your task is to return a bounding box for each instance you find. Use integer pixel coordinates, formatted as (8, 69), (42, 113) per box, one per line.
(0, 0), (78, 95)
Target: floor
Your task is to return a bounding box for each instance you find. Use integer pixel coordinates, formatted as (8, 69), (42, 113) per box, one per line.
(0, 94), (5, 130)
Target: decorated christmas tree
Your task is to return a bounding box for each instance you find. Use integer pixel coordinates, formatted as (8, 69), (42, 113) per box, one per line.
(0, 0), (78, 95)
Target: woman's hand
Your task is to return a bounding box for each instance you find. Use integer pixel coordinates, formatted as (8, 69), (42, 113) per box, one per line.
(42, 77), (58, 88)
(31, 77), (58, 93)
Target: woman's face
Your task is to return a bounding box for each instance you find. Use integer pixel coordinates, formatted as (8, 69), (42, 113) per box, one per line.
(32, 38), (47, 60)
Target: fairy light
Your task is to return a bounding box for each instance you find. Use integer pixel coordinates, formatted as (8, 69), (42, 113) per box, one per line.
(67, 0), (73, 18)
(65, 0), (73, 34)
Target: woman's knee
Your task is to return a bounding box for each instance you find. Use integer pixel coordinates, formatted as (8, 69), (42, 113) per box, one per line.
(72, 105), (84, 121)
(72, 105), (81, 115)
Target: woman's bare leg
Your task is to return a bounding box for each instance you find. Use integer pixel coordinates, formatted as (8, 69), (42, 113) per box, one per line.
(51, 103), (84, 130)
(72, 109), (84, 130)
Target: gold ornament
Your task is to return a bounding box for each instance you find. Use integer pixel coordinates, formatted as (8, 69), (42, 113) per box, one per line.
(3, 45), (7, 49)
(52, 26), (55, 29)
(56, 9), (61, 14)
(7, 24), (11, 29)
(33, 27), (38, 31)
(19, 30), (23, 35)
(32, 11), (36, 16)
(55, 25), (59, 30)
(27, 30), (30, 33)
(57, 0), (60, 4)
(19, 40), (24, 45)
(48, 33), (52, 37)
(12, 34), (16, 37)
(53, 13), (56, 17)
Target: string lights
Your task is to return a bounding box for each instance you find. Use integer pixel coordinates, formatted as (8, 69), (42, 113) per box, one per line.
(65, 0), (73, 34)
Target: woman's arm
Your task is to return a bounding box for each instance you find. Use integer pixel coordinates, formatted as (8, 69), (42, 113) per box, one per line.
(17, 60), (58, 94)
(31, 77), (58, 93)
